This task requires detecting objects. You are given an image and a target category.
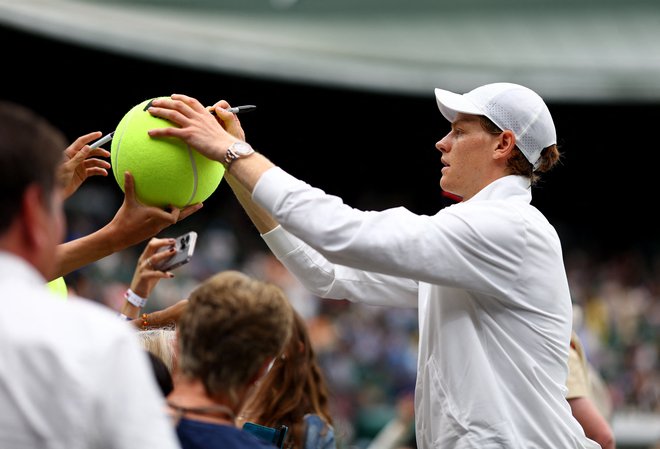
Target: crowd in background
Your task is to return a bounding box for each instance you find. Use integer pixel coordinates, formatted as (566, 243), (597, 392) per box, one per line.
(63, 181), (658, 448)
(565, 248), (659, 415)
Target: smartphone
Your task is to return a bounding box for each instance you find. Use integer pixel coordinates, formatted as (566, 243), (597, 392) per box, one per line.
(243, 422), (288, 449)
(153, 231), (197, 271)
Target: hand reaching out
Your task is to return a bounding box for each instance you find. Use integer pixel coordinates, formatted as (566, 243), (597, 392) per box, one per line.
(147, 95), (239, 163)
(120, 237), (177, 320)
(148, 95), (273, 193)
(106, 171), (203, 250)
(53, 171), (203, 280)
(59, 131), (111, 199)
(134, 299), (189, 330)
(130, 237), (178, 299)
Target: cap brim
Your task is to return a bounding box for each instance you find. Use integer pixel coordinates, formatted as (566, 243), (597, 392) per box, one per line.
(434, 88), (483, 123)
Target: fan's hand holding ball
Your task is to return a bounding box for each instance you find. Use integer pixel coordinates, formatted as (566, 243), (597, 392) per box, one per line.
(110, 97), (225, 208)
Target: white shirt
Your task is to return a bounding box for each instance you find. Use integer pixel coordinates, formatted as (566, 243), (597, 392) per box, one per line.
(0, 252), (181, 449)
(254, 168), (600, 449)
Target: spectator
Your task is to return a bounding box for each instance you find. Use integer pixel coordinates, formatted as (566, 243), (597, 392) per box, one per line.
(166, 270), (294, 449)
(567, 331), (616, 449)
(240, 309), (336, 449)
(0, 99), (180, 449)
(139, 328), (178, 374)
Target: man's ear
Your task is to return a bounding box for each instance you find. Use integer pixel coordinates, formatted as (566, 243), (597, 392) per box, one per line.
(10, 184), (54, 276)
(494, 129), (516, 161)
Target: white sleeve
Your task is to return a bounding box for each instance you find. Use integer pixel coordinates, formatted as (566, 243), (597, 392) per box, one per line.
(254, 167), (527, 295)
(262, 225), (418, 308)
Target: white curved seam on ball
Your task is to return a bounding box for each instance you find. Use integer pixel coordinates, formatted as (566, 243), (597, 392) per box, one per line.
(113, 114), (132, 189)
(185, 144), (198, 207)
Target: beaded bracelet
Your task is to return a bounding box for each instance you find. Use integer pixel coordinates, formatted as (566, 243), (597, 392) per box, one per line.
(124, 288), (147, 308)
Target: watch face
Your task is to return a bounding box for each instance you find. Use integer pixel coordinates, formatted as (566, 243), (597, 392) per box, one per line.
(232, 141), (254, 156)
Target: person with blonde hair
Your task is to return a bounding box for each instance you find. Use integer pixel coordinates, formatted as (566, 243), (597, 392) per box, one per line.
(138, 328), (178, 373)
(148, 83), (597, 448)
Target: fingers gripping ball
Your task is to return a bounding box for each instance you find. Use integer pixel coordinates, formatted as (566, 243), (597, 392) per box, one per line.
(111, 98), (225, 208)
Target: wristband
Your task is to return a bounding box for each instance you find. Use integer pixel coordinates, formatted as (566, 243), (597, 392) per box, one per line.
(118, 313), (132, 321)
(124, 288), (147, 308)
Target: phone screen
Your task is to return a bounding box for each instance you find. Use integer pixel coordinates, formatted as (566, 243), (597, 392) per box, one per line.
(243, 422), (288, 449)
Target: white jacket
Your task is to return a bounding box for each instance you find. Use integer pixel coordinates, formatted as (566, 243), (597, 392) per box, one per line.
(0, 252), (181, 449)
(254, 168), (600, 449)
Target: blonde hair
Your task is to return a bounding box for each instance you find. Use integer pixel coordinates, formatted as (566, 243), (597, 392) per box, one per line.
(137, 328), (177, 373)
(177, 270), (294, 406)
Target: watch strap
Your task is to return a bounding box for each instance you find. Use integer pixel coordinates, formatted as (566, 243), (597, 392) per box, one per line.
(224, 141), (254, 170)
(224, 147), (239, 168)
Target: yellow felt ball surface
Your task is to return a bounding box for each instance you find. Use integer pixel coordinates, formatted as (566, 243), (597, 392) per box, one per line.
(111, 97), (225, 208)
(47, 276), (68, 300)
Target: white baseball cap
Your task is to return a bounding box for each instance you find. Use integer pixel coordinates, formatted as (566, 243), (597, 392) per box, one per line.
(434, 83), (556, 168)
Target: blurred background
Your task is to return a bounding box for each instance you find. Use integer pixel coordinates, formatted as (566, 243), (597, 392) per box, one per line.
(1, 0), (658, 447)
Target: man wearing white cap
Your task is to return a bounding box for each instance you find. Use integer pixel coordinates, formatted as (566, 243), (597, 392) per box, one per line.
(148, 83), (600, 448)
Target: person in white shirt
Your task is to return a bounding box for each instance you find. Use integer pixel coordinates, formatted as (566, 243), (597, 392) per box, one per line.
(0, 100), (181, 449)
(147, 83), (600, 448)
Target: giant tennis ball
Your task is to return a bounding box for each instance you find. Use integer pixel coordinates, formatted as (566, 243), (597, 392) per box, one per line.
(111, 97), (225, 208)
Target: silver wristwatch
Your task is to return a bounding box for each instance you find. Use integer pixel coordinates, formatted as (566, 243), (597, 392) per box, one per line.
(224, 141), (255, 169)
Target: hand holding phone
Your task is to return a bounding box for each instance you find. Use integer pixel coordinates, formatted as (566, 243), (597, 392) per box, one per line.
(153, 231), (197, 271)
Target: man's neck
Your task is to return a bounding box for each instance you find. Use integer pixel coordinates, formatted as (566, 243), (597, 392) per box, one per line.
(168, 378), (238, 426)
